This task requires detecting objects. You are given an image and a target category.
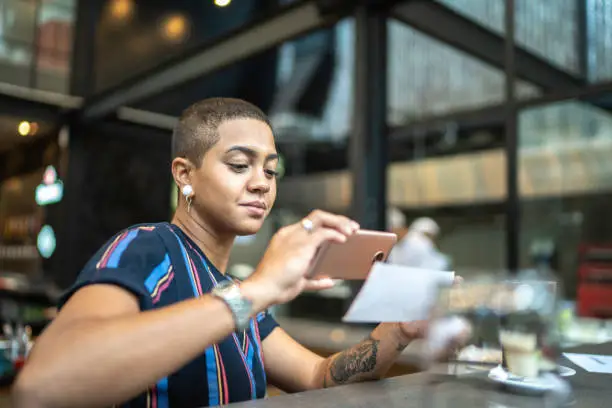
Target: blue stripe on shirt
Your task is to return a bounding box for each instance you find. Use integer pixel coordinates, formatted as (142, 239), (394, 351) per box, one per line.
(157, 376), (169, 408)
(106, 229), (140, 268)
(144, 254), (171, 293)
(205, 347), (220, 406)
(249, 319), (267, 387)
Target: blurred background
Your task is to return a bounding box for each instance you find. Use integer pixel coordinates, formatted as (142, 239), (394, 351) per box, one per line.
(1, 0), (612, 388)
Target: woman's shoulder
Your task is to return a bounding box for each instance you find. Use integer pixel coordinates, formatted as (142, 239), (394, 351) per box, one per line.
(107, 222), (170, 241)
(62, 223), (175, 308)
(123, 222), (169, 233)
(93, 223), (171, 266)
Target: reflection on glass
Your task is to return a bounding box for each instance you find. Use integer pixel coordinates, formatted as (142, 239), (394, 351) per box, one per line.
(0, 0), (36, 73)
(386, 19), (511, 274)
(0, 0), (38, 45)
(387, 19), (539, 126)
(271, 19), (353, 142)
(518, 97), (612, 310)
(36, 0), (74, 92)
(0, 0), (74, 92)
(519, 100), (612, 197)
(588, 0), (612, 82)
(0, 39), (32, 68)
(437, 0), (579, 75)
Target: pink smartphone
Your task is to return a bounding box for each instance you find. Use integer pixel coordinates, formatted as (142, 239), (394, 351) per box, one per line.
(307, 229), (397, 280)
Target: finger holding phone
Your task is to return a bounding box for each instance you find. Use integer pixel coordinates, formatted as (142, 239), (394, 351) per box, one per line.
(243, 210), (360, 308)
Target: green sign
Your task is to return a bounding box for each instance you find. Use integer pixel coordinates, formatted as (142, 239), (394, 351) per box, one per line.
(35, 166), (64, 206)
(37, 225), (56, 259)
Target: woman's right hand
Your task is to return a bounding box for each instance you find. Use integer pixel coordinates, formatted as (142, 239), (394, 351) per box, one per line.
(242, 210), (359, 309)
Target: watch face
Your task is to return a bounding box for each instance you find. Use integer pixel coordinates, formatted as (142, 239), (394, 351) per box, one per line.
(213, 281), (253, 331)
(217, 280), (234, 291)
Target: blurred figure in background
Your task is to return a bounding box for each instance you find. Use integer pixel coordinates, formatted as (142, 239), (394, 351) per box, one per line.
(387, 207), (409, 241)
(387, 208), (451, 271)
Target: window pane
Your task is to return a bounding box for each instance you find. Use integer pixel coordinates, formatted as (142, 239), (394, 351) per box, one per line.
(271, 19), (354, 142)
(386, 19), (517, 275)
(0, 0), (37, 45)
(437, 0), (580, 75)
(588, 0), (612, 82)
(36, 0), (74, 92)
(47, 0), (75, 8)
(387, 19), (539, 127)
(519, 97), (612, 300)
(0, 0), (35, 86)
(386, 144), (507, 275)
(0, 37), (32, 86)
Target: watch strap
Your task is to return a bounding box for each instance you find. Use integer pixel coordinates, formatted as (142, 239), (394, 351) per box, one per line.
(211, 280), (253, 331)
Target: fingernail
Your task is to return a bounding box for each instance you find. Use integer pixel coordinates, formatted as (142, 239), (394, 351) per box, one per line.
(351, 221), (360, 230)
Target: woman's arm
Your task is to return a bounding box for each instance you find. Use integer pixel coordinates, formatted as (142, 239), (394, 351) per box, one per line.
(12, 281), (269, 408)
(318, 322), (415, 387)
(263, 322), (417, 392)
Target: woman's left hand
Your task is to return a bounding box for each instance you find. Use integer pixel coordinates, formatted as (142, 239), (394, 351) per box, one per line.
(398, 320), (428, 341)
(398, 275), (467, 346)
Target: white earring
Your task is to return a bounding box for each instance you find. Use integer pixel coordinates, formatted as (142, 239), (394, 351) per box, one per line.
(182, 185), (193, 212)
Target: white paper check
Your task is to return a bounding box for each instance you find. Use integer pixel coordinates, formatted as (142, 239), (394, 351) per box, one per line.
(564, 353), (612, 374)
(343, 263), (455, 323)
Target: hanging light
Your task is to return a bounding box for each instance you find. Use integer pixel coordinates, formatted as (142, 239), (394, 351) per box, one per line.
(214, 0), (231, 7)
(110, 0), (134, 21)
(18, 121), (31, 136)
(162, 14), (189, 42)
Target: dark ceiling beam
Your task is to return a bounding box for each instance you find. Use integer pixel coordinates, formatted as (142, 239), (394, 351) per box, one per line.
(388, 104), (506, 141)
(391, 1), (585, 91)
(81, 1), (341, 121)
(116, 107), (178, 131)
(0, 83), (82, 120)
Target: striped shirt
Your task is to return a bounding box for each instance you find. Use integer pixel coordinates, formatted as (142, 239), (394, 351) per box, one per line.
(60, 223), (278, 408)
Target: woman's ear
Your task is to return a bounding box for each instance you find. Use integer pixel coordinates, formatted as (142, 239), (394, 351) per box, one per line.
(171, 157), (193, 188)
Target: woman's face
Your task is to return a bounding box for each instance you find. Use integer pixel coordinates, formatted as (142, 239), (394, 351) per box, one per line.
(190, 118), (278, 236)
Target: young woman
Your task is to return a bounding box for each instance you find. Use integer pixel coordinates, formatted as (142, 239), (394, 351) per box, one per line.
(13, 98), (462, 408)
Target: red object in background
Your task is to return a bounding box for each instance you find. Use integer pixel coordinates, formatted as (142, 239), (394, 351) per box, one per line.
(37, 20), (72, 73)
(576, 244), (612, 318)
(578, 264), (612, 281)
(13, 357), (25, 371)
(577, 284), (612, 318)
(577, 243), (612, 262)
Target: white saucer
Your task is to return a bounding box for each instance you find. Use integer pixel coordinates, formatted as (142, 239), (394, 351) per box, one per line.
(555, 365), (577, 377)
(488, 365), (576, 395)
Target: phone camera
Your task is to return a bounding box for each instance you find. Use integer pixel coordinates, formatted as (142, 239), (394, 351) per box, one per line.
(372, 251), (385, 263)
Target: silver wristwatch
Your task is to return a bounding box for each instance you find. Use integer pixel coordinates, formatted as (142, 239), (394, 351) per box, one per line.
(211, 280), (253, 331)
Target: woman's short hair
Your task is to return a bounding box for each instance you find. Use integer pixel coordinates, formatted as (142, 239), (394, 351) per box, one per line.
(172, 97), (272, 166)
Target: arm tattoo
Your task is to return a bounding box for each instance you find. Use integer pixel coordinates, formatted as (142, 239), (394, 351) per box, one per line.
(328, 335), (380, 385)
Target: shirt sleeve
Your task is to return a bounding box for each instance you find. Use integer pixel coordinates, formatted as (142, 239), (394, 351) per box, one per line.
(58, 225), (168, 310)
(256, 309), (279, 340)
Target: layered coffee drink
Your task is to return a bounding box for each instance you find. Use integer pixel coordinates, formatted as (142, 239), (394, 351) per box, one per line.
(499, 330), (539, 378)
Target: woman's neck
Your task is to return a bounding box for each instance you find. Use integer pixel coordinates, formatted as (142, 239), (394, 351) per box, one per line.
(171, 208), (234, 273)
